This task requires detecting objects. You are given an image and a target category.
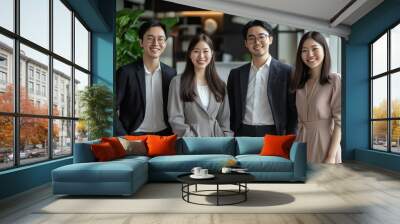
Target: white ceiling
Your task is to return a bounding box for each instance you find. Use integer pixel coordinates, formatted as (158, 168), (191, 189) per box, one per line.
(165, 0), (384, 38)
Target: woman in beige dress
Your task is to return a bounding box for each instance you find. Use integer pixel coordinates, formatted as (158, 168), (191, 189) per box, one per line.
(291, 31), (341, 164)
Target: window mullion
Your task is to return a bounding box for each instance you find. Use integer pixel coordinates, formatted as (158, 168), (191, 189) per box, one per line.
(71, 11), (76, 154)
(49, 0), (54, 160)
(13, 0), (20, 167)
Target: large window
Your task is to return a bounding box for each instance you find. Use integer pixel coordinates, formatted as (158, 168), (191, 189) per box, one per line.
(371, 23), (400, 153)
(0, 0), (91, 170)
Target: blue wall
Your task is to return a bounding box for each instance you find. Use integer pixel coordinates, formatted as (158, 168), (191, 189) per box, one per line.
(345, 0), (400, 170)
(0, 0), (115, 200)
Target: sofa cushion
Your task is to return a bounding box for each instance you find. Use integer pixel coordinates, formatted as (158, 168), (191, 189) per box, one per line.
(236, 155), (293, 172)
(260, 134), (296, 159)
(147, 135), (177, 157)
(53, 158), (147, 183)
(101, 137), (127, 158)
(235, 137), (263, 155)
(148, 154), (235, 172)
(91, 142), (118, 161)
(118, 137), (147, 156)
(177, 137), (235, 155)
(125, 135), (148, 141)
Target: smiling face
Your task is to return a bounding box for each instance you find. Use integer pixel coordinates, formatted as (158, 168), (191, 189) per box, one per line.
(190, 40), (213, 70)
(140, 26), (167, 59)
(301, 38), (325, 70)
(244, 26), (273, 58)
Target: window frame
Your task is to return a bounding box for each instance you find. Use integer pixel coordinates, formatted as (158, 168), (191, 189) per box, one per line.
(370, 19), (400, 154)
(0, 0), (92, 171)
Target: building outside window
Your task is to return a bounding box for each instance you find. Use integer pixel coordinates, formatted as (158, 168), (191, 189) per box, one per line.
(28, 66), (34, 80)
(0, 54), (7, 88)
(0, 0), (91, 170)
(28, 81), (34, 94)
(370, 23), (400, 154)
(0, 71), (6, 84)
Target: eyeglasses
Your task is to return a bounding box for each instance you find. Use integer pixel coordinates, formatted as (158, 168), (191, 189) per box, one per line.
(246, 33), (270, 44)
(145, 35), (166, 44)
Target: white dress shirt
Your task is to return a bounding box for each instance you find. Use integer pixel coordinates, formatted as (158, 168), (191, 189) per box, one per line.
(135, 64), (167, 132)
(243, 56), (274, 125)
(197, 84), (210, 109)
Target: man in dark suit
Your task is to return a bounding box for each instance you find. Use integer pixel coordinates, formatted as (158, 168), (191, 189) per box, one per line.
(227, 20), (297, 137)
(116, 20), (176, 135)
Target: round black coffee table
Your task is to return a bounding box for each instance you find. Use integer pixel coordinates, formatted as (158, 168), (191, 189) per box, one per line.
(177, 173), (255, 206)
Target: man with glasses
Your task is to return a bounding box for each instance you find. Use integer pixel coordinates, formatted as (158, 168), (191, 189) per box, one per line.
(227, 20), (297, 136)
(117, 20), (176, 135)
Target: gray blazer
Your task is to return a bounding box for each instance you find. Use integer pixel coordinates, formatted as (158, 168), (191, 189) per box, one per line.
(168, 76), (233, 137)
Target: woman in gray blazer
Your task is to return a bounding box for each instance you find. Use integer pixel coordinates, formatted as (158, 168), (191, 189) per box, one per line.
(168, 34), (233, 137)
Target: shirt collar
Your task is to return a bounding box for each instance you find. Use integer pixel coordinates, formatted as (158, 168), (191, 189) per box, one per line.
(250, 56), (272, 72)
(144, 63), (161, 75)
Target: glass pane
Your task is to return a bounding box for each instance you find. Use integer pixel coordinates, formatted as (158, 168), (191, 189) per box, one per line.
(75, 120), (88, 143)
(20, 117), (49, 165)
(53, 59), (72, 117)
(53, 0), (72, 60)
(0, 34), (14, 112)
(391, 72), (400, 118)
(372, 77), (387, 119)
(372, 33), (387, 76)
(0, 0), (14, 31)
(74, 69), (89, 118)
(0, 116), (13, 170)
(20, 0), (49, 49)
(391, 120), (400, 153)
(53, 119), (72, 158)
(372, 121), (388, 151)
(74, 17), (89, 70)
(391, 24), (400, 70)
(20, 44), (49, 115)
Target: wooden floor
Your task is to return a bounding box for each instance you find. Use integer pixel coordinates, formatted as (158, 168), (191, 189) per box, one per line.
(1, 162), (400, 224)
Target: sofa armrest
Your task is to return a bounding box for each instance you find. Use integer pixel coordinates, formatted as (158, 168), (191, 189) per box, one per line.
(289, 142), (307, 181)
(73, 140), (100, 163)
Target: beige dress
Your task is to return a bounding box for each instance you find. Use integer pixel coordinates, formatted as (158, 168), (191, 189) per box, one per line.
(295, 73), (342, 163)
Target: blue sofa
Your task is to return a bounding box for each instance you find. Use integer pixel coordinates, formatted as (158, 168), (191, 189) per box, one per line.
(52, 137), (306, 196)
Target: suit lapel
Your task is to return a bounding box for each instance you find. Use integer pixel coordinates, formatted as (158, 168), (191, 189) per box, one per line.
(240, 63), (251, 118)
(160, 63), (169, 108)
(207, 92), (217, 115)
(193, 87), (209, 114)
(267, 58), (278, 110)
(136, 62), (146, 106)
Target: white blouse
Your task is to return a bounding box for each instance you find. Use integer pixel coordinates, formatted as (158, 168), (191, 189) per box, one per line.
(197, 84), (210, 109)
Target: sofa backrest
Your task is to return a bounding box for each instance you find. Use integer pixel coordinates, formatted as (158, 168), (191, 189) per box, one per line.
(73, 140), (100, 163)
(176, 137), (235, 155)
(235, 137), (263, 155)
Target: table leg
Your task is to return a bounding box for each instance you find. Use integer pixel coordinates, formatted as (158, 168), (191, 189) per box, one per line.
(245, 183), (247, 201)
(217, 184), (220, 206)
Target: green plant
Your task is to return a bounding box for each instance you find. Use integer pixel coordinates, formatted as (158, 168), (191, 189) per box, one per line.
(116, 9), (179, 69)
(79, 84), (113, 140)
(116, 9), (144, 69)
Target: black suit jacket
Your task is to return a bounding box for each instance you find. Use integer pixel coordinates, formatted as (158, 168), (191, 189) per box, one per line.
(227, 58), (297, 135)
(116, 59), (177, 135)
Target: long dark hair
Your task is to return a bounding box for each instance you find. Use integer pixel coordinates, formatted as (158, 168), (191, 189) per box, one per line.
(180, 33), (225, 102)
(291, 31), (331, 92)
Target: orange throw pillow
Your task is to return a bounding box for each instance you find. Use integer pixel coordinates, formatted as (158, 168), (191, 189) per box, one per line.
(124, 135), (148, 142)
(146, 135), (177, 157)
(260, 134), (296, 159)
(101, 137), (126, 158)
(91, 142), (117, 161)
